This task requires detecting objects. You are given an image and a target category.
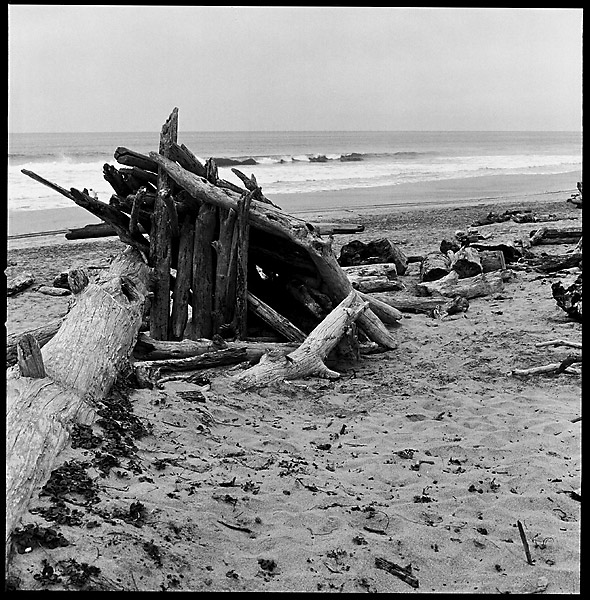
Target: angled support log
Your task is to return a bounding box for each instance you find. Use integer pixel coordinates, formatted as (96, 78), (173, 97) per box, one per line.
(6, 247), (150, 571)
(232, 291), (369, 389)
(150, 152), (397, 349)
(20, 169), (150, 255)
(247, 292), (307, 342)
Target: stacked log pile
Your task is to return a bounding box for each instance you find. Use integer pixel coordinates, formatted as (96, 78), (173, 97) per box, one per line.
(22, 108), (399, 355)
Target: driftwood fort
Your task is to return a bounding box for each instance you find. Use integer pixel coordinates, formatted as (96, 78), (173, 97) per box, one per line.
(7, 108), (404, 567)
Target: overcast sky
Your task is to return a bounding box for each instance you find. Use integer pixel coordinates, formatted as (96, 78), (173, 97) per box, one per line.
(8, 6), (583, 133)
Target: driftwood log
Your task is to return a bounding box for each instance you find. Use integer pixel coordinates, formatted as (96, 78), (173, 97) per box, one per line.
(342, 263), (404, 293)
(338, 238), (408, 275)
(416, 269), (509, 299)
(420, 252), (451, 282)
(231, 291), (369, 389)
(449, 246), (482, 279)
(529, 227), (582, 246)
(370, 292), (462, 315)
(7, 272), (35, 296)
(6, 247), (150, 569)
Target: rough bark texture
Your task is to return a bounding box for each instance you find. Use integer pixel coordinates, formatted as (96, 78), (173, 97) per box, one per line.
(149, 108), (178, 339)
(6, 247), (150, 570)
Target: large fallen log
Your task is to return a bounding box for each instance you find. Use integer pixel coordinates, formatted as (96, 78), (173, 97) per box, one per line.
(150, 152), (398, 349)
(231, 291), (369, 389)
(6, 247), (150, 570)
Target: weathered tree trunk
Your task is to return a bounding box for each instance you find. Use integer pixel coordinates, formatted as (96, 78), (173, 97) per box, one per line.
(420, 251), (451, 282)
(133, 331), (227, 360)
(149, 108), (178, 339)
(150, 152), (397, 350)
(449, 246), (482, 279)
(416, 269), (508, 299)
(232, 291), (369, 389)
(6, 247), (150, 570)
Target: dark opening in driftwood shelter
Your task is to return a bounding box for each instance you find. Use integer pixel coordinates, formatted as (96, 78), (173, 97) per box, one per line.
(7, 108), (401, 568)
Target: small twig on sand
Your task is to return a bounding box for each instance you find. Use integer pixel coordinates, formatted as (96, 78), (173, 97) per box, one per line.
(217, 519), (253, 534)
(374, 557), (419, 588)
(517, 520), (534, 565)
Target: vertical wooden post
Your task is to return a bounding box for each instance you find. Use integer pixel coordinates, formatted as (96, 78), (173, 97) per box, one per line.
(190, 202), (217, 339)
(17, 334), (46, 378)
(233, 190), (254, 339)
(150, 107), (178, 340)
(170, 213), (195, 340)
(212, 207), (237, 334)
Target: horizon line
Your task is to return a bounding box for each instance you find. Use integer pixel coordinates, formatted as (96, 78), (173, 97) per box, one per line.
(9, 128), (582, 135)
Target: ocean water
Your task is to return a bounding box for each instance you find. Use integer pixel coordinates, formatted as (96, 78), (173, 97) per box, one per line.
(8, 130), (582, 213)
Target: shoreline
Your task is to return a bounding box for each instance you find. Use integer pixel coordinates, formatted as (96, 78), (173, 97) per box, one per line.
(7, 170), (579, 242)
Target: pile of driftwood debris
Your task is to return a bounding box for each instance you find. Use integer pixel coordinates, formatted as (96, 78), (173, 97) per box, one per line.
(7, 109), (405, 569)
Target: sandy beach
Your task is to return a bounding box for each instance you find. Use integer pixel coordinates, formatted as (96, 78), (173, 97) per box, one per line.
(5, 176), (581, 593)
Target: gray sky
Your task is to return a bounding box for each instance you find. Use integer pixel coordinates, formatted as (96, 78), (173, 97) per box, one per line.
(8, 6), (583, 133)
